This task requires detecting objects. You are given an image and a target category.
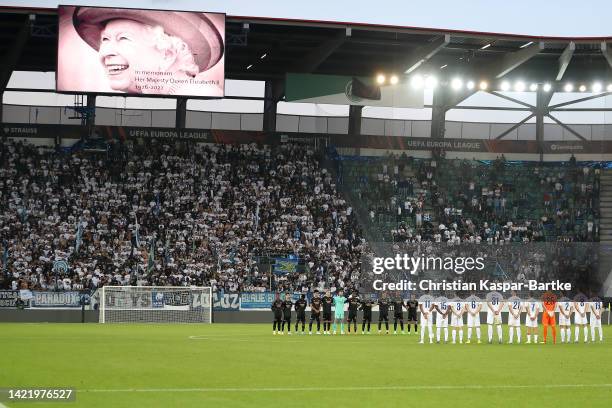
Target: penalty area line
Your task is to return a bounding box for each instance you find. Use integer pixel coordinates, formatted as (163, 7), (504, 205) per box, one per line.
(82, 384), (612, 393)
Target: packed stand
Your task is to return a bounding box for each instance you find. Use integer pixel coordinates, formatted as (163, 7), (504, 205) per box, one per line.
(0, 140), (366, 294)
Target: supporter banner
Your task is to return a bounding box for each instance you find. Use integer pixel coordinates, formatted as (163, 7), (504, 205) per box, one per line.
(240, 292), (307, 310)
(213, 292), (240, 311)
(30, 291), (83, 308)
(240, 292), (276, 309)
(285, 73), (424, 108)
(0, 291), (19, 308)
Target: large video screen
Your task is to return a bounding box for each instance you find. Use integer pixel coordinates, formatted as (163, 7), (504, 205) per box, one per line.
(57, 5), (225, 97)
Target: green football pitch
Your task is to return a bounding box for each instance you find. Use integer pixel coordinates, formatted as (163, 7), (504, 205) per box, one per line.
(0, 323), (611, 408)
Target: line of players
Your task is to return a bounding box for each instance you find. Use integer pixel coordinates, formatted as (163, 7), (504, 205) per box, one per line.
(271, 290), (605, 344)
(271, 289), (417, 336)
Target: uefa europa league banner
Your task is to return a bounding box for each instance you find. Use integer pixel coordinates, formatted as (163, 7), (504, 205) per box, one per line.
(57, 6), (225, 97)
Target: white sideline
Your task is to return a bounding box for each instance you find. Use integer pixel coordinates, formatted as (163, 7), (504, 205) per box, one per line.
(81, 384), (612, 393)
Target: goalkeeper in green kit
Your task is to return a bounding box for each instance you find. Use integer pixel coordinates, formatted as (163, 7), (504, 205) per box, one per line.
(333, 289), (347, 335)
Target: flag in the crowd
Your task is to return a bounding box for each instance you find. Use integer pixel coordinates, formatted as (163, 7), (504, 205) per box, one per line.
(294, 225), (301, 240)
(75, 221), (83, 253)
(163, 237), (170, 266)
(273, 257), (299, 275)
(53, 259), (69, 274)
(147, 238), (155, 273)
(134, 213), (141, 248)
(254, 202), (260, 231)
(2, 243), (8, 274)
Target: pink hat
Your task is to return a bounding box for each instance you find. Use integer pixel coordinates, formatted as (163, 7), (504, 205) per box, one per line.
(73, 7), (224, 72)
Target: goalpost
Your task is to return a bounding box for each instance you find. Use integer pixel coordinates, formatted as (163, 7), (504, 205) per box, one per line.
(99, 286), (212, 324)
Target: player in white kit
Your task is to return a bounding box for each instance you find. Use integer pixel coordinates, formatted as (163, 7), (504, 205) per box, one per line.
(418, 295), (434, 344)
(465, 294), (482, 344)
(486, 292), (504, 344)
(589, 298), (604, 343)
(573, 295), (589, 343)
(507, 292), (522, 344)
(557, 297), (573, 343)
(434, 297), (450, 343)
(449, 298), (465, 344)
(525, 298), (540, 344)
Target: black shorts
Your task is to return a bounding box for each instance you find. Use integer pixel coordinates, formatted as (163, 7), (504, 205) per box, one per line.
(407, 311), (417, 321)
(323, 311), (332, 321)
(379, 313), (389, 321)
(310, 312), (321, 320)
(283, 314), (291, 321)
(394, 313), (404, 320)
(363, 313), (372, 321)
(297, 313), (306, 322)
(348, 312), (357, 321)
(274, 313), (283, 321)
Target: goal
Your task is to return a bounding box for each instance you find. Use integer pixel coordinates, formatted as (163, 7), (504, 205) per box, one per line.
(99, 286), (212, 323)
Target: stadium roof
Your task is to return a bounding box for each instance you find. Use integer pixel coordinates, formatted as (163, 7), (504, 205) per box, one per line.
(1, 5), (611, 88)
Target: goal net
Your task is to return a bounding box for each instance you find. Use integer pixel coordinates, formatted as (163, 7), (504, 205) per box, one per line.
(99, 286), (212, 323)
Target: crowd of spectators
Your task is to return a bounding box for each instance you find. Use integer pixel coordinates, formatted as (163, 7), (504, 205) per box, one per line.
(343, 153), (600, 244)
(0, 140), (366, 294)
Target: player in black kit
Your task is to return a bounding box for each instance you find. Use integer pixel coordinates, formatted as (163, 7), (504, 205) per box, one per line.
(406, 293), (419, 334)
(294, 294), (307, 334)
(393, 295), (406, 334)
(281, 293), (293, 335)
(322, 289), (333, 335)
(361, 296), (373, 334)
(271, 293), (283, 335)
(378, 293), (390, 334)
(309, 290), (322, 334)
(346, 290), (360, 334)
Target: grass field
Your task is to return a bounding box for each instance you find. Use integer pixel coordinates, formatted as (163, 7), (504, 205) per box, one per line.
(0, 323), (611, 408)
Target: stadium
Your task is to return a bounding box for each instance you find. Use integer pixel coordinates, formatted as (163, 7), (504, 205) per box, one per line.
(1, 1), (612, 407)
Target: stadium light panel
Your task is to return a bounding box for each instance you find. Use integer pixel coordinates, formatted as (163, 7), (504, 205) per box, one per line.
(481, 43), (491, 49)
(564, 83), (573, 92)
(479, 81), (488, 90)
(466, 81), (475, 90)
(543, 83), (552, 92)
(376, 74), (386, 85)
(607, 84), (612, 92)
(260, 53), (267, 59)
(514, 81), (526, 92)
(451, 78), (463, 90)
(440, 64), (448, 69)
(500, 81), (511, 91)
(578, 85), (586, 92)
(390, 75), (399, 85)
(410, 74), (424, 89)
(592, 82), (602, 93)
(246, 64), (253, 70)
(520, 41), (534, 48)
(529, 83), (538, 91)
(424, 76), (438, 89)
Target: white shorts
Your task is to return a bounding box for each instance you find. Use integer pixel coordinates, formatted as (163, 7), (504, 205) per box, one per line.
(436, 316), (448, 328)
(487, 312), (502, 325)
(451, 315), (464, 327)
(467, 313), (481, 327)
(590, 316), (602, 327)
(558, 314), (571, 326)
(574, 314), (587, 325)
(508, 314), (521, 327)
(525, 316), (538, 328)
(420, 314), (433, 327)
